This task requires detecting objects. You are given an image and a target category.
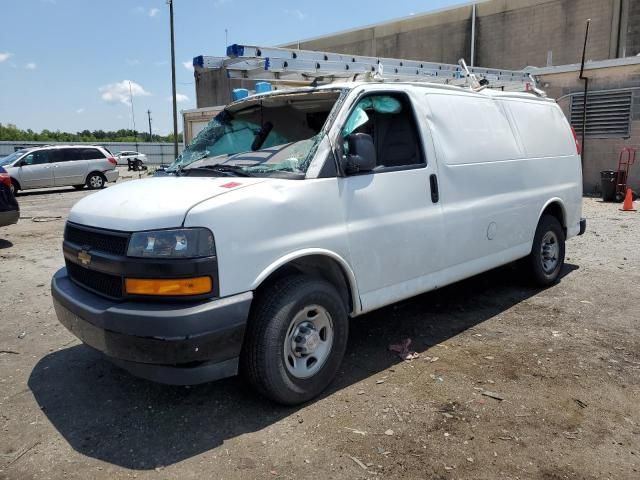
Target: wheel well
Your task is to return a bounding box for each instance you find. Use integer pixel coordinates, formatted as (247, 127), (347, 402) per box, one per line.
(541, 202), (566, 236)
(10, 177), (20, 190)
(86, 171), (106, 181)
(256, 255), (354, 314)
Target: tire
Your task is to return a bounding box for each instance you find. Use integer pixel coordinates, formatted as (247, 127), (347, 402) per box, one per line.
(86, 173), (105, 190)
(10, 179), (19, 196)
(241, 275), (349, 405)
(526, 214), (565, 287)
(73, 184), (85, 190)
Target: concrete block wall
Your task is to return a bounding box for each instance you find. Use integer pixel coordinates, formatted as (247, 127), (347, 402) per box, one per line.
(283, 0), (620, 70)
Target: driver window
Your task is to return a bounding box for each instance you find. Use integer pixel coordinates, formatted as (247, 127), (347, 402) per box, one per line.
(22, 151), (51, 166)
(343, 93), (425, 169)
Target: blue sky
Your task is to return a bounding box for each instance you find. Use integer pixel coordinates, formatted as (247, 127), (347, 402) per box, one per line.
(0, 0), (468, 135)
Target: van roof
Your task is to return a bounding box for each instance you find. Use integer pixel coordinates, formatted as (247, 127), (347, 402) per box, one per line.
(235, 81), (553, 105)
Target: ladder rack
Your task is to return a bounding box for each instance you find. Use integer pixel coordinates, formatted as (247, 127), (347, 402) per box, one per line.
(193, 44), (542, 94)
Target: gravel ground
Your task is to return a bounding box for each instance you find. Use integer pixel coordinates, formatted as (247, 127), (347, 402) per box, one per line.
(0, 181), (638, 480)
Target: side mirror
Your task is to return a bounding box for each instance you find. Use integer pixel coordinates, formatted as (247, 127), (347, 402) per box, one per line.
(345, 133), (376, 174)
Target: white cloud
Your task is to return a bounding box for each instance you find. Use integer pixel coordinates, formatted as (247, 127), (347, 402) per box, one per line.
(99, 80), (151, 105)
(0, 52), (13, 63)
(149, 8), (160, 17)
(76, 108), (85, 114)
(25, 62), (37, 70)
(168, 94), (190, 103)
(182, 60), (194, 71)
(284, 9), (306, 21)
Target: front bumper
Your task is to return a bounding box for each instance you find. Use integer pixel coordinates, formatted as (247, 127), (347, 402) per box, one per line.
(104, 169), (119, 183)
(51, 267), (252, 385)
(0, 209), (19, 227)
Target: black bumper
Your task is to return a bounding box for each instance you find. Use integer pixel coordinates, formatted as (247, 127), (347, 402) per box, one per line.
(579, 217), (587, 236)
(51, 267), (252, 385)
(0, 209), (19, 227)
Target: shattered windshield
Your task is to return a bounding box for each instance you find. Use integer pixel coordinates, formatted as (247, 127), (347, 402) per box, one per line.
(172, 89), (345, 178)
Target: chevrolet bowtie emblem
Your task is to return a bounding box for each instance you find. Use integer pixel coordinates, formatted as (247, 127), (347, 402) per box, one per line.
(78, 250), (92, 266)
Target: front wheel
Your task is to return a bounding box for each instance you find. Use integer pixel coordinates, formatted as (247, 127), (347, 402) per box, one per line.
(241, 275), (349, 405)
(526, 215), (565, 286)
(86, 173), (105, 190)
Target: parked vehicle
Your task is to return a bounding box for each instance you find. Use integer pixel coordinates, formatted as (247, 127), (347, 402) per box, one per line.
(52, 82), (585, 405)
(115, 151), (147, 170)
(0, 145), (119, 194)
(0, 166), (19, 227)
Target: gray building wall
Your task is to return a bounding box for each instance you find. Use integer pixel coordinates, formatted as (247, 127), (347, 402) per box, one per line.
(195, 0), (640, 108)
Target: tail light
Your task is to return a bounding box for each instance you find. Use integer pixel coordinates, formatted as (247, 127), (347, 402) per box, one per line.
(107, 157), (117, 166)
(570, 127), (581, 155)
(0, 172), (11, 189)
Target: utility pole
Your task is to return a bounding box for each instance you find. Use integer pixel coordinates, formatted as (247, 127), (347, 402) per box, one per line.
(128, 81), (139, 152)
(168, 0), (179, 158)
(147, 109), (153, 141)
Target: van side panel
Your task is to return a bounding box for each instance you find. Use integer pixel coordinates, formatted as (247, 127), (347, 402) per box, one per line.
(424, 92), (582, 284)
(502, 99), (583, 238)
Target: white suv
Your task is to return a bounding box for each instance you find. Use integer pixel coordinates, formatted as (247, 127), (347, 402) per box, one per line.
(0, 145), (119, 194)
(51, 83), (585, 405)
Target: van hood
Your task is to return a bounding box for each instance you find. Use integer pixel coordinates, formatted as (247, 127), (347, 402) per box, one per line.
(68, 176), (267, 231)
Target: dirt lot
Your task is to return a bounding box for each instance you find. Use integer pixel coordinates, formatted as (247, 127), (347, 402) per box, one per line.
(0, 179), (638, 480)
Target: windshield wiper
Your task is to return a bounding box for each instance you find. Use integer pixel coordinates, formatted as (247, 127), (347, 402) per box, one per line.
(181, 164), (254, 177)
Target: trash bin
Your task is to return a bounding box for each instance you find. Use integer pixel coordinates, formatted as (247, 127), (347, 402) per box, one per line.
(601, 170), (617, 202)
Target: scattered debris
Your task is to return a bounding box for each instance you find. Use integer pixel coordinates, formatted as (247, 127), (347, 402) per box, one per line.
(443, 413), (454, 419)
(0, 350), (21, 355)
(344, 427), (367, 436)
(357, 390), (365, 395)
(430, 356), (440, 363)
(564, 431), (579, 439)
(482, 391), (504, 401)
(466, 457), (474, 463)
(376, 379), (385, 384)
(348, 455), (368, 470)
(17, 331), (26, 339)
(484, 356), (494, 360)
(389, 338), (420, 361)
(32, 216), (62, 223)
(574, 398), (588, 409)
(384, 429), (394, 436)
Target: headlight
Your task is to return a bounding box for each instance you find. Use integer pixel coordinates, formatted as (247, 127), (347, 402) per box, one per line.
(127, 228), (215, 258)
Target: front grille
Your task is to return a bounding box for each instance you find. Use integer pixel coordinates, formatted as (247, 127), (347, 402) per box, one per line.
(66, 260), (123, 299)
(65, 224), (129, 256)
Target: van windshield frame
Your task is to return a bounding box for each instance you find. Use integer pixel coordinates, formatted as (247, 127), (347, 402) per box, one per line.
(171, 88), (348, 178)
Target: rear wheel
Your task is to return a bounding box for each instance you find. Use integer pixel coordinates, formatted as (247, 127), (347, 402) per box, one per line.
(86, 173), (105, 190)
(526, 214), (565, 286)
(241, 275), (349, 405)
(10, 179), (19, 196)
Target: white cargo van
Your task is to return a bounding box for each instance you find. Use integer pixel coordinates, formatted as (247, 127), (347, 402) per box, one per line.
(52, 81), (585, 404)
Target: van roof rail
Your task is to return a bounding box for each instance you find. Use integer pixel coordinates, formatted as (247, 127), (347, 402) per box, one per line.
(193, 44), (544, 95)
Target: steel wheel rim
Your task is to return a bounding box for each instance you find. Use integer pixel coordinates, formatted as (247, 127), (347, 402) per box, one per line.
(284, 305), (334, 379)
(540, 231), (559, 273)
(90, 176), (103, 188)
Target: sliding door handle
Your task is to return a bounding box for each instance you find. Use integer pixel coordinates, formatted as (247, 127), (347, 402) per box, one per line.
(429, 174), (439, 203)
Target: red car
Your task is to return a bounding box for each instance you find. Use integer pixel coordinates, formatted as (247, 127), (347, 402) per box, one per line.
(0, 166), (19, 227)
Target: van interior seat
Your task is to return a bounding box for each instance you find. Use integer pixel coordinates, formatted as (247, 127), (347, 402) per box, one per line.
(374, 112), (421, 168)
